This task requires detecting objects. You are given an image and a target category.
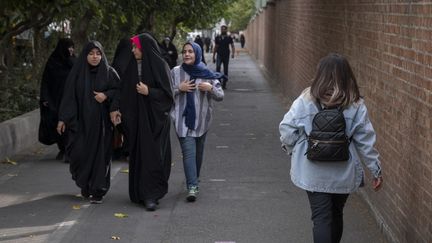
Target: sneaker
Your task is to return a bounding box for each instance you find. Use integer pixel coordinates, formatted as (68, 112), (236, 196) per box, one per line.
(186, 186), (199, 202)
(90, 196), (103, 204)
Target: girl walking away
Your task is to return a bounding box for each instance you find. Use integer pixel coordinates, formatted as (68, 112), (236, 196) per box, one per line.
(57, 41), (120, 204)
(126, 33), (173, 211)
(279, 53), (383, 243)
(171, 42), (224, 202)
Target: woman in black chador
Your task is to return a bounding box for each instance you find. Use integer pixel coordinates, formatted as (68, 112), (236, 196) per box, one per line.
(110, 38), (134, 159)
(39, 38), (75, 160)
(121, 33), (173, 211)
(159, 37), (178, 69)
(57, 41), (120, 204)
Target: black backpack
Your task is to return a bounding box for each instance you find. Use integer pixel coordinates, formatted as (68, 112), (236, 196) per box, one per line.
(305, 101), (350, 162)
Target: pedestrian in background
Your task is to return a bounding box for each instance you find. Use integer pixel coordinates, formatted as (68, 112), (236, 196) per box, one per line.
(213, 25), (235, 89)
(57, 41), (121, 204)
(194, 35), (206, 64)
(171, 41), (224, 202)
(159, 37), (178, 69)
(110, 37), (134, 160)
(126, 33), (174, 211)
(279, 53), (383, 243)
(39, 38), (76, 161)
(204, 36), (211, 53)
(240, 34), (246, 48)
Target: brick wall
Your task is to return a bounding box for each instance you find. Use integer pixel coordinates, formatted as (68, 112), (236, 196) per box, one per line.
(245, 1), (432, 242)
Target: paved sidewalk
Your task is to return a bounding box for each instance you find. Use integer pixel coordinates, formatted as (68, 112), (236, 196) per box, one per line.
(0, 47), (388, 243)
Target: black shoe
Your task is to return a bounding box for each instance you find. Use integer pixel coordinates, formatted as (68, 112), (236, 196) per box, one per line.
(144, 200), (157, 211)
(56, 151), (64, 160)
(81, 188), (90, 199)
(90, 196), (103, 204)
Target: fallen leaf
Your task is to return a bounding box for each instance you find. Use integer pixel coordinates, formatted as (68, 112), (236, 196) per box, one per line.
(120, 169), (129, 173)
(32, 148), (44, 154)
(114, 213), (128, 218)
(111, 236), (121, 240)
(2, 157), (17, 165)
(72, 205), (81, 210)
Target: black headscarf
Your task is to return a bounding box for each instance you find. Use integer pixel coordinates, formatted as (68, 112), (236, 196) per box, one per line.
(50, 38), (75, 67)
(112, 37), (133, 77)
(133, 33), (173, 99)
(59, 41), (113, 129)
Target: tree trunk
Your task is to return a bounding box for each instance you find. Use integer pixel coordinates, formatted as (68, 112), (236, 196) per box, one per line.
(137, 11), (156, 33)
(0, 38), (12, 87)
(169, 22), (177, 41)
(32, 26), (47, 86)
(71, 9), (95, 49)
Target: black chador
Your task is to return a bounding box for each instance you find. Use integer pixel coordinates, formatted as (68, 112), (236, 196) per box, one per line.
(120, 33), (173, 209)
(39, 38), (75, 159)
(59, 41), (120, 200)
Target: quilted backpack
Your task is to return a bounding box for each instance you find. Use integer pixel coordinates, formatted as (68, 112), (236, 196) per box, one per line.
(305, 101), (350, 162)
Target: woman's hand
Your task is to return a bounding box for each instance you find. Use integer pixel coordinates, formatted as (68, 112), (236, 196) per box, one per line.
(136, 82), (149, 95)
(372, 176), (383, 191)
(110, 110), (122, 125)
(57, 121), (66, 135)
(198, 82), (213, 92)
(94, 91), (107, 103)
(179, 80), (196, 92)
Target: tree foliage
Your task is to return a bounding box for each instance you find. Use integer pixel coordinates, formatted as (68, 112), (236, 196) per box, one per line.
(224, 0), (256, 32)
(0, 0), (243, 122)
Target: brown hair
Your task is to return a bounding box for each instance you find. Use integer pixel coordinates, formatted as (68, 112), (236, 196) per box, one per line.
(310, 53), (361, 108)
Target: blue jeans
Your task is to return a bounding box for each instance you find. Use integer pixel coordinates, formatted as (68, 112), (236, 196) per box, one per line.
(178, 133), (207, 189)
(306, 191), (349, 243)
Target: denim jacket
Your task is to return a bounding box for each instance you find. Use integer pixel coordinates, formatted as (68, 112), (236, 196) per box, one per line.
(279, 89), (382, 194)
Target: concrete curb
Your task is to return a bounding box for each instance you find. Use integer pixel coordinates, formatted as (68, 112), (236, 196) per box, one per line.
(0, 109), (39, 162)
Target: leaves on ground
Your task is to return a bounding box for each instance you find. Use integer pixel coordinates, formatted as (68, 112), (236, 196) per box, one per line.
(114, 213), (128, 218)
(111, 236), (121, 240)
(72, 205), (81, 210)
(32, 148), (44, 154)
(2, 157), (17, 165)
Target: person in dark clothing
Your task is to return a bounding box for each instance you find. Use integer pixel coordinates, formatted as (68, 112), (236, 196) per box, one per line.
(213, 25), (235, 89)
(204, 37), (211, 53)
(159, 37), (178, 69)
(194, 35), (206, 64)
(110, 38), (134, 160)
(39, 38), (75, 161)
(119, 33), (173, 211)
(57, 41), (121, 204)
(240, 34), (246, 48)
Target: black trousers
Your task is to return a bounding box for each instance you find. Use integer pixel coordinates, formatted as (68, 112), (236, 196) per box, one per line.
(306, 191), (349, 243)
(216, 55), (230, 87)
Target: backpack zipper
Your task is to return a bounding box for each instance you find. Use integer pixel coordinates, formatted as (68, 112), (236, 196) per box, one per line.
(309, 139), (347, 148)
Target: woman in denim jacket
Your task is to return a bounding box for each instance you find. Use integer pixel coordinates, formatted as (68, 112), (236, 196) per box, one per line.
(279, 53), (383, 243)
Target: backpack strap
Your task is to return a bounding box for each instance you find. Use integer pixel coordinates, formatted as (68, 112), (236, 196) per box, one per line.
(314, 99), (323, 111)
